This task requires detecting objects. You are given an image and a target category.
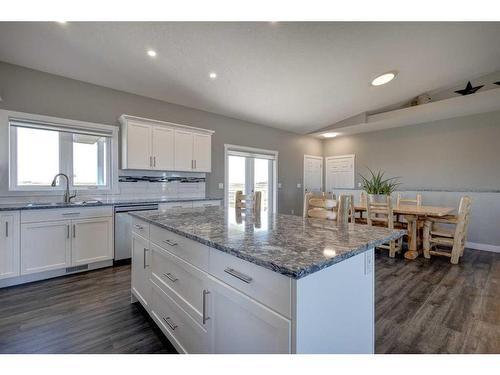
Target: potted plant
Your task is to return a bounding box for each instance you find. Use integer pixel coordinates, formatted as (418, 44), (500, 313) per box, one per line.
(359, 168), (400, 202)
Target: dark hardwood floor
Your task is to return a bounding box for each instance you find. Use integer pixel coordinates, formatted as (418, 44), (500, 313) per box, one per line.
(0, 248), (498, 354)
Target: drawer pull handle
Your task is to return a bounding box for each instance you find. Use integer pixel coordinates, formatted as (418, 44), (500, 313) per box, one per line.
(224, 268), (253, 284)
(62, 212), (81, 216)
(163, 272), (178, 282)
(163, 317), (178, 331)
(134, 224), (144, 230)
(5, 221), (8, 237)
(143, 248), (149, 269)
(202, 290), (210, 325)
(163, 239), (178, 247)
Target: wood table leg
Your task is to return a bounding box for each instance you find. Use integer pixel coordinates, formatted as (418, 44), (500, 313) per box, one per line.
(404, 215), (419, 260)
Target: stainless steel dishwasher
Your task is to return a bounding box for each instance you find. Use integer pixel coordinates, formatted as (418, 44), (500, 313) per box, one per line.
(114, 203), (158, 260)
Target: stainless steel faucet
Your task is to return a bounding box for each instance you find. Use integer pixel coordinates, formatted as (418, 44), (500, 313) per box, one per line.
(51, 173), (76, 203)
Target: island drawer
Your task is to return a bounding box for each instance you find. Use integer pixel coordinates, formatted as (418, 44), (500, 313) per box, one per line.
(150, 242), (207, 326)
(208, 249), (292, 319)
(150, 225), (209, 271)
(151, 280), (209, 354)
(21, 206), (113, 223)
(132, 217), (149, 238)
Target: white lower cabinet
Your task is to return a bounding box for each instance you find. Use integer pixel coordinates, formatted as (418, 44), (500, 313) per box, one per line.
(21, 220), (72, 275)
(19, 207), (114, 276)
(71, 217), (113, 266)
(206, 274), (291, 354)
(0, 211), (20, 280)
(131, 232), (151, 309)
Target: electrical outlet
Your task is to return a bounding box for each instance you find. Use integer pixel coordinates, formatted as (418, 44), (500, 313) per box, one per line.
(358, 182), (362, 188)
(297, 183), (301, 188)
(218, 182), (224, 189)
(291, 209), (295, 214)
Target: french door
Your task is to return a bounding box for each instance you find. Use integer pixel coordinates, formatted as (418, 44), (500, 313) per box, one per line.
(225, 146), (277, 213)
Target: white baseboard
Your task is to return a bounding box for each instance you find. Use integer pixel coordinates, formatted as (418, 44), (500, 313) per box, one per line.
(466, 241), (500, 253)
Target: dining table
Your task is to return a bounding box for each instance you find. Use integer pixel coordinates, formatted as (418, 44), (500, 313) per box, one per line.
(354, 204), (456, 259)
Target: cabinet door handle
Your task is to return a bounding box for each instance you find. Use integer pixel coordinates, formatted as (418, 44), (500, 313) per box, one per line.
(202, 289), (210, 324)
(149, 156), (153, 167)
(62, 212), (80, 216)
(224, 267), (253, 284)
(67, 224), (70, 239)
(134, 224), (144, 230)
(162, 239), (178, 247)
(143, 248), (149, 269)
(194, 160), (197, 169)
(5, 221), (8, 237)
(163, 272), (178, 282)
(162, 317), (178, 331)
(72, 224), (76, 238)
(153, 156), (156, 167)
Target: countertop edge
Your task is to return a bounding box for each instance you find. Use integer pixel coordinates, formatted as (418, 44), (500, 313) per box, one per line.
(129, 211), (406, 280)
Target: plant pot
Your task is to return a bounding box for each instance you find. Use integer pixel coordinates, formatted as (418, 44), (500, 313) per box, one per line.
(368, 193), (389, 204)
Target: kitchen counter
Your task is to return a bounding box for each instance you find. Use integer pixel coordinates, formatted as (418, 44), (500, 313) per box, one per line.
(0, 197), (222, 211)
(129, 206), (405, 279)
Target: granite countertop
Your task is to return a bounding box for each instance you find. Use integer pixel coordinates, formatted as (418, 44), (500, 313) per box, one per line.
(0, 197), (222, 211)
(130, 206), (405, 279)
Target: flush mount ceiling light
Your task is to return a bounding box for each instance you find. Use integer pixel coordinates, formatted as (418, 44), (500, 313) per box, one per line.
(147, 49), (157, 57)
(209, 72), (217, 79)
(321, 132), (339, 138)
(371, 71), (398, 86)
(56, 21), (67, 24)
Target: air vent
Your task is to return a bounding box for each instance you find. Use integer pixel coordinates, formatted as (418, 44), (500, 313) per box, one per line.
(66, 265), (89, 273)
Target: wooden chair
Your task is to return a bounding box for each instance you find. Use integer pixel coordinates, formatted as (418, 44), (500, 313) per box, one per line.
(337, 194), (355, 224)
(366, 195), (403, 258)
(303, 192), (337, 220)
(355, 191), (367, 224)
(396, 192), (422, 222)
(395, 193), (423, 246)
(423, 196), (472, 264)
(235, 190), (262, 214)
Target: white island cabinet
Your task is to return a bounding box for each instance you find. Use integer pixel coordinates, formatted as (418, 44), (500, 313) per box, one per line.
(131, 217), (375, 354)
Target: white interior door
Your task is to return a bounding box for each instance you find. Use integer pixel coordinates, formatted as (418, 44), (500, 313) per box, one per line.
(152, 126), (174, 170)
(174, 130), (194, 171)
(126, 121), (152, 169)
(304, 155), (323, 194)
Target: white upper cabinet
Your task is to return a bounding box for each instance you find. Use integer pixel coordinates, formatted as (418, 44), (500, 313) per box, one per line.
(152, 126), (174, 170)
(0, 211), (20, 280)
(120, 115), (213, 173)
(123, 120), (153, 170)
(174, 129), (194, 171)
(193, 133), (211, 172)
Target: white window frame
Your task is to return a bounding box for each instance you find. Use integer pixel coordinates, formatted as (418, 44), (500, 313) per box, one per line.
(6, 110), (119, 193)
(224, 144), (278, 213)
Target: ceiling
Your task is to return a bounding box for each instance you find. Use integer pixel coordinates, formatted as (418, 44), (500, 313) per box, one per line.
(1, 22), (500, 134)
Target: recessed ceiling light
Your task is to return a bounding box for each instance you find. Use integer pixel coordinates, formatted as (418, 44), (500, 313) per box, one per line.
(321, 132), (339, 138)
(147, 50), (157, 57)
(371, 71), (398, 86)
(209, 72), (217, 79)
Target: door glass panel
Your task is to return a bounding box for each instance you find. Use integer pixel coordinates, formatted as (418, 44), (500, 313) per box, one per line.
(254, 158), (270, 212)
(228, 155), (246, 208)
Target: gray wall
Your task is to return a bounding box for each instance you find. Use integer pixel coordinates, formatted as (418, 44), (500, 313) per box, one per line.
(323, 111), (500, 191)
(323, 112), (500, 247)
(0, 61), (322, 215)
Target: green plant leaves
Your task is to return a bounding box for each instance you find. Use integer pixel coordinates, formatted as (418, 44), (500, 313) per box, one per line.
(359, 168), (401, 195)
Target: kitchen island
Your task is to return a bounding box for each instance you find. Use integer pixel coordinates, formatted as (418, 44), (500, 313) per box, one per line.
(129, 206), (404, 354)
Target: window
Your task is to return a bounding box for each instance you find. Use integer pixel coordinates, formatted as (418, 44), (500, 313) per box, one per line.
(9, 117), (113, 191)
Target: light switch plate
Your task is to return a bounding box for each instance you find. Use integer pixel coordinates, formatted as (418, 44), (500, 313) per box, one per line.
(218, 183), (224, 189)
(297, 183), (301, 188)
(278, 183), (282, 189)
